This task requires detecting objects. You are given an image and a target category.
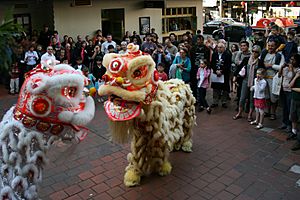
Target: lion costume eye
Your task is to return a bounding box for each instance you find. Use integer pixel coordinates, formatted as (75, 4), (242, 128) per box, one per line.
(61, 87), (77, 99)
(131, 66), (147, 80)
(109, 58), (124, 74)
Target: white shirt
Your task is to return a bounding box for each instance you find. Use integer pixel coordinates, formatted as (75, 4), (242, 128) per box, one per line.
(252, 78), (267, 99)
(264, 52), (285, 78)
(41, 53), (56, 62)
(25, 51), (39, 65)
(101, 41), (116, 54)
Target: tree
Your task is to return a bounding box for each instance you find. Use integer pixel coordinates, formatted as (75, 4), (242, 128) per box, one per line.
(0, 9), (23, 72)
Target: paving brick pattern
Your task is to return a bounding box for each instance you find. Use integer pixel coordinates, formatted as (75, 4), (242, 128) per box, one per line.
(1, 88), (300, 200)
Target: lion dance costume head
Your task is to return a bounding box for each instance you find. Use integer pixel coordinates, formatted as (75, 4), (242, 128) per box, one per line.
(0, 63), (95, 199)
(99, 43), (196, 187)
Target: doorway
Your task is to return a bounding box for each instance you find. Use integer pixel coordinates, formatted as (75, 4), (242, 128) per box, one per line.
(101, 8), (124, 44)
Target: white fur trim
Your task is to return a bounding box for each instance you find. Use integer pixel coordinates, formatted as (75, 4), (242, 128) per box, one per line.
(46, 73), (85, 107)
(58, 111), (74, 123)
(29, 150), (48, 166)
(11, 176), (28, 191)
(53, 64), (76, 72)
(70, 96), (95, 126)
(22, 164), (39, 183)
(0, 186), (13, 199)
(24, 185), (38, 200)
(26, 73), (49, 95)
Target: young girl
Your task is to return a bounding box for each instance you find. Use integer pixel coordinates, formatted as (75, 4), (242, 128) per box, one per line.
(250, 68), (267, 129)
(196, 59), (211, 114)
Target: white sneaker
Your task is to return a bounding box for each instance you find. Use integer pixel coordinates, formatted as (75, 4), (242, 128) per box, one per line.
(255, 124), (263, 129)
(250, 121), (258, 125)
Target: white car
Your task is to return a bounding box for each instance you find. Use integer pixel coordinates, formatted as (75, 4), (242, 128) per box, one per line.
(217, 18), (245, 26)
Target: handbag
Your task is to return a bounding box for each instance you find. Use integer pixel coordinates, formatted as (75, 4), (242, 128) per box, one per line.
(272, 72), (282, 96)
(238, 66), (246, 77)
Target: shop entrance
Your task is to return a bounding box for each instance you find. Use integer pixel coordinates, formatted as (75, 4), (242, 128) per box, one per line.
(101, 8), (124, 43)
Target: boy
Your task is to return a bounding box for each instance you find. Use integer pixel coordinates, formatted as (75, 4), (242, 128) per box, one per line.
(157, 63), (168, 81)
(73, 57), (86, 71)
(283, 31), (298, 63)
(107, 44), (116, 54)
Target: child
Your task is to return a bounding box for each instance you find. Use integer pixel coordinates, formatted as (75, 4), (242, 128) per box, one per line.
(9, 62), (20, 95)
(107, 45), (116, 53)
(82, 67), (97, 97)
(92, 56), (107, 102)
(196, 59), (211, 113)
(250, 68), (267, 129)
(157, 63), (168, 81)
(73, 57), (86, 70)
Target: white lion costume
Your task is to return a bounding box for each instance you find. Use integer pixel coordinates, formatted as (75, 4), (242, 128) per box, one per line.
(0, 63), (95, 199)
(98, 43), (196, 187)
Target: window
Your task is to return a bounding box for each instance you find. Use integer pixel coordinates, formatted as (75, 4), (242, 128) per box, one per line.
(161, 7), (196, 36)
(14, 14), (31, 36)
(73, 0), (92, 6)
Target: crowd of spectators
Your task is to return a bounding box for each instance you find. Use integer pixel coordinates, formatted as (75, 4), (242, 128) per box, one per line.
(6, 23), (300, 151)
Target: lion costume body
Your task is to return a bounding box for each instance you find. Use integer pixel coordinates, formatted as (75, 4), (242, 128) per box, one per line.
(0, 63), (95, 199)
(98, 44), (196, 187)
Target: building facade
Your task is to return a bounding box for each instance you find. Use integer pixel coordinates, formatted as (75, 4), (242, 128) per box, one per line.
(0, 0), (204, 43)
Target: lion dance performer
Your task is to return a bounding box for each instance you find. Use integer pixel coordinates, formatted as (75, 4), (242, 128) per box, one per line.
(98, 43), (196, 187)
(0, 62), (95, 199)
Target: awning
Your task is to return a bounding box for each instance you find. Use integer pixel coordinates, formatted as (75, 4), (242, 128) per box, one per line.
(252, 17), (298, 29)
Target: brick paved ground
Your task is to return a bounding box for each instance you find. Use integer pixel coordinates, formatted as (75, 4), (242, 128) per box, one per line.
(1, 86), (300, 200)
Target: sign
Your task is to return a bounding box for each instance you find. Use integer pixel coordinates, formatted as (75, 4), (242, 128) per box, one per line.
(203, 0), (217, 7)
(139, 17), (150, 35)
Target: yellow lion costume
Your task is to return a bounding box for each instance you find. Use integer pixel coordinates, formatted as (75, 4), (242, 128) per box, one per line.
(98, 44), (196, 187)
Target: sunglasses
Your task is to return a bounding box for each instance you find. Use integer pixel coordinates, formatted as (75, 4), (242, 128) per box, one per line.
(47, 48), (53, 50)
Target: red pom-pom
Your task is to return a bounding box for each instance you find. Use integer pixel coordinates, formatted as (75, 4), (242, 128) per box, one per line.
(102, 74), (111, 82)
(153, 70), (159, 82)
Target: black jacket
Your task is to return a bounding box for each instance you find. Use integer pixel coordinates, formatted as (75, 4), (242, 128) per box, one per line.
(211, 51), (232, 91)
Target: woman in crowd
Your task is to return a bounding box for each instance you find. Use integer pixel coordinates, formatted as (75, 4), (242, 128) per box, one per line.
(279, 54), (300, 133)
(61, 35), (69, 48)
(233, 45), (261, 121)
(169, 47), (191, 84)
(67, 37), (75, 49)
(230, 44), (239, 93)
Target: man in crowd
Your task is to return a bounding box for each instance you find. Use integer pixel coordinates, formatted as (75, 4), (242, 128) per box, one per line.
(75, 35), (83, 49)
(164, 38), (178, 61)
(41, 46), (56, 63)
(258, 40), (285, 120)
(101, 34), (116, 54)
(141, 33), (157, 54)
(38, 24), (52, 50)
(169, 33), (179, 47)
(211, 42), (232, 108)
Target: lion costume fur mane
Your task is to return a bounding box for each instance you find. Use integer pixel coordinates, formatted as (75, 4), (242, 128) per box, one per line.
(0, 63), (95, 199)
(98, 43), (196, 187)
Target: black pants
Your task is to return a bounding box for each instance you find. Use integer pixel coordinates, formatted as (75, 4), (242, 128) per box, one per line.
(197, 87), (209, 108)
